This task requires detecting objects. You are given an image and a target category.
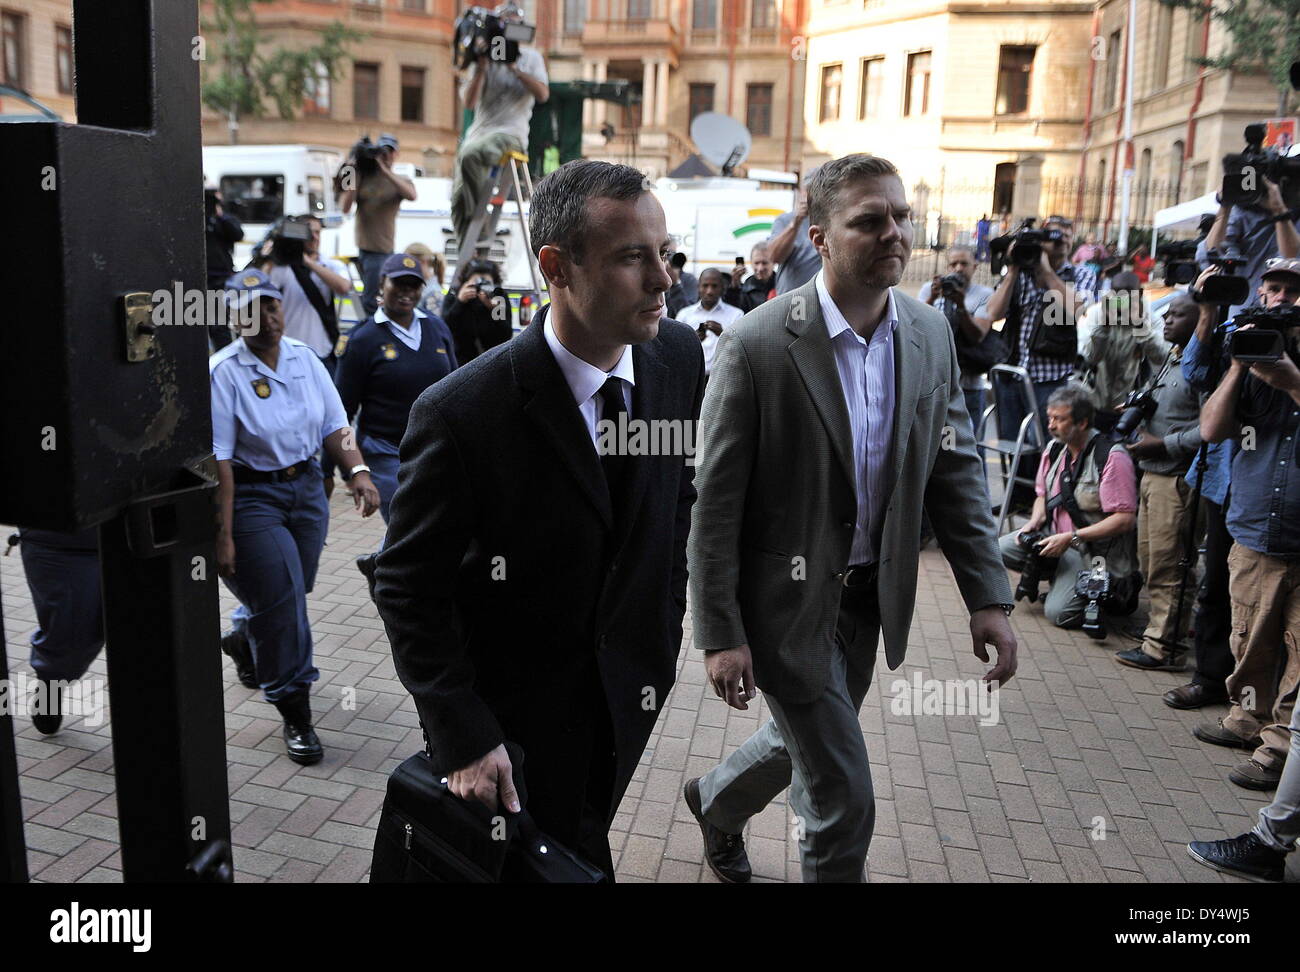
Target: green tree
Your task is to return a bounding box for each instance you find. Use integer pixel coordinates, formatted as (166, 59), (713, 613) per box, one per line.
(1158, 0), (1300, 115)
(202, 0), (363, 143)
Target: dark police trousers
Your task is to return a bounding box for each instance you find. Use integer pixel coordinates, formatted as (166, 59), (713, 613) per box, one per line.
(222, 463), (327, 702)
(18, 528), (103, 682)
(696, 581), (881, 882)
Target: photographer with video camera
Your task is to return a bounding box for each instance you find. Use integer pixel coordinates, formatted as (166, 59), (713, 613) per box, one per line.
(998, 385), (1139, 631)
(1190, 257), (1300, 791)
(452, 2), (548, 255)
(338, 133), (418, 317)
(985, 215), (1086, 432)
(918, 245), (999, 434)
(1198, 125), (1300, 318)
(441, 257), (514, 364)
(1107, 295), (1205, 671)
(206, 185), (244, 350)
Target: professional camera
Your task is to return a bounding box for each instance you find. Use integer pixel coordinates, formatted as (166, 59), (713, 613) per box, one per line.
(1157, 239), (1200, 286)
(269, 216), (313, 267)
(453, 6), (535, 70)
(351, 136), (385, 177)
(988, 220), (1066, 277)
(1075, 565), (1111, 640)
(1113, 385), (1159, 441)
(1221, 123), (1300, 209)
(1192, 249), (1251, 307)
(939, 273), (967, 300)
(1228, 304), (1300, 363)
(1013, 530), (1057, 603)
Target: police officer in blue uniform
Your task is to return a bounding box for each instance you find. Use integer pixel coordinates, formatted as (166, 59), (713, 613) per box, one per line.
(211, 270), (380, 764)
(335, 253), (458, 584)
(11, 527), (103, 735)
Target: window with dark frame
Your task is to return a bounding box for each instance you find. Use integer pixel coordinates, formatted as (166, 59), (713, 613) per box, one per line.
(2, 11), (25, 89)
(354, 62), (380, 120)
(746, 83), (772, 136)
(995, 45), (1035, 115)
(903, 50), (930, 116)
(751, 0), (776, 29)
(55, 24), (73, 94)
(858, 56), (884, 119)
(693, 0), (718, 30)
(628, 0), (652, 19)
(401, 66), (425, 123)
(303, 62), (331, 116)
(1104, 29), (1121, 108)
(819, 62), (842, 123)
(689, 82), (714, 121)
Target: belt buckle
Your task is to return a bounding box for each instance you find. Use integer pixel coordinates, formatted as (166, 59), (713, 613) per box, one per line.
(842, 564), (876, 590)
(284, 464), (298, 480)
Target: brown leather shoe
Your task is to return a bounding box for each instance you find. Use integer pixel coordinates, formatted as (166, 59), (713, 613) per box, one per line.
(1193, 719), (1261, 750)
(1228, 759), (1282, 791)
(1163, 682), (1228, 710)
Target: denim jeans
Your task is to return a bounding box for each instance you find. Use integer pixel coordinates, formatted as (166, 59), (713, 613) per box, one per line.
(357, 249), (388, 318)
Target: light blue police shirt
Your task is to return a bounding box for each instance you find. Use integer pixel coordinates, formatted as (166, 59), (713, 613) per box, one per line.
(210, 337), (349, 472)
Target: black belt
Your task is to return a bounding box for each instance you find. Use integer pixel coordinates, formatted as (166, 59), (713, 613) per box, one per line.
(231, 460), (314, 485)
(839, 563), (878, 591)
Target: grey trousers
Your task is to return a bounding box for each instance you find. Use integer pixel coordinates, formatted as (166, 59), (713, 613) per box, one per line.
(998, 531), (1088, 628)
(697, 591), (880, 883)
(1253, 696), (1300, 854)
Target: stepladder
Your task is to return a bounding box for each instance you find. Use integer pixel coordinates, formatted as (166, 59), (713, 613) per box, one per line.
(458, 149), (546, 303)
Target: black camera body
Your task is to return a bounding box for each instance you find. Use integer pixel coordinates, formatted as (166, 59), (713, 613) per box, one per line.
(453, 6), (536, 70)
(1158, 239), (1200, 286)
(1014, 530), (1057, 603)
(1192, 250), (1251, 307)
(352, 136), (384, 177)
(270, 216), (313, 267)
(989, 222), (1065, 277)
(1228, 304), (1300, 363)
(939, 273), (967, 300)
(1113, 386), (1159, 441)
(1075, 565), (1111, 640)
(1222, 123), (1300, 210)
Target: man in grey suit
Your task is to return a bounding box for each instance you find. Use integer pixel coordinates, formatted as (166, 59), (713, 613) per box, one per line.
(683, 154), (1018, 883)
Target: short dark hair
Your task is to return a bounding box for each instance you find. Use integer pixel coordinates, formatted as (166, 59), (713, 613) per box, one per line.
(805, 154), (899, 229)
(699, 267), (725, 284)
(529, 159), (650, 263)
(1047, 385), (1095, 426)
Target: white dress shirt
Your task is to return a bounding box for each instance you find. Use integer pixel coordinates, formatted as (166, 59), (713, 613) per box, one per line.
(815, 271), (899, 566)
(675, 298), (745, 374)
(375, 306), (425, 351)
(542, 313), (635, 448)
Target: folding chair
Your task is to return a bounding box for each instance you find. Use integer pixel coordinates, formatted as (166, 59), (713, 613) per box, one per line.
(976, 364), (1045, 537)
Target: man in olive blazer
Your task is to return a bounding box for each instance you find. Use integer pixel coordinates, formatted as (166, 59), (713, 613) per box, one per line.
(684, 154), (1017, 883)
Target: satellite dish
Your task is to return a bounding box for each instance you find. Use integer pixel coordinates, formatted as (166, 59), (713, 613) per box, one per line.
(690, 112), (751, 177)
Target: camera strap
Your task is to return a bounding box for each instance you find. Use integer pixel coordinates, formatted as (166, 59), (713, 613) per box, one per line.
(290, 263), (339, 347)
(1045, 434), (1114, 532)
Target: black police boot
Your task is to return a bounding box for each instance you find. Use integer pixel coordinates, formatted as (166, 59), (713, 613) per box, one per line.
(220, 628), (258, 689)
(30, 677), (63, 736)
(684, 777), (752, 884)
(356, 553), (378, 601)
(273, 692), (323, 765)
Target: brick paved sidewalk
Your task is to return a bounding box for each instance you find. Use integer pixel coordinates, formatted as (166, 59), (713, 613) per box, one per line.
(3, 497), (1296, 883)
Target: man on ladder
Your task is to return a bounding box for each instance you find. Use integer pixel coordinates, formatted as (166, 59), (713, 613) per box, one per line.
(452, 2), (548, 260)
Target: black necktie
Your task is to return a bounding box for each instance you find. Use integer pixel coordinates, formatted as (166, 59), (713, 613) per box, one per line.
(600, 376), (628, 525)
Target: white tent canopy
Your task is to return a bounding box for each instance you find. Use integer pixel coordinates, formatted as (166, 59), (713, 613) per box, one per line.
(1154, 192), (1218, 234)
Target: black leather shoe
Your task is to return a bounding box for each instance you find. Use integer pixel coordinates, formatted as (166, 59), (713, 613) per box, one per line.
(356, 553), (378, 601)
(30, 678), (62, 735)
(1163, 682), (1228, 710)
(220, 628), (258, 689)
(274, 693), (323, 765)
(684, 777), (751, 884)
(1187, 832), (1285, 882)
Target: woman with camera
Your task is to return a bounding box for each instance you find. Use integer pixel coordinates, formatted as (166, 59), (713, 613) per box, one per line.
(211, 270), (381, 764)
(441, 258), (515, 364)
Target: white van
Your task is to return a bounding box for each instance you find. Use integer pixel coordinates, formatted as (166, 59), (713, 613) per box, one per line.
(652, 175), (798, 278)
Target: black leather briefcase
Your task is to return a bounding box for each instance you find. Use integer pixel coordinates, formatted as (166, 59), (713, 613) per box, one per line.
(370, 741), (607, 883)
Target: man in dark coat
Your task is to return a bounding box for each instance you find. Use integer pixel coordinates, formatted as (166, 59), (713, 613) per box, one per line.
(375, 160), (704, 877)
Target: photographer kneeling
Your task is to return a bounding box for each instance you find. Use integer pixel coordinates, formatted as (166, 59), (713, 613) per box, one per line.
(998, 385), (1139, 630)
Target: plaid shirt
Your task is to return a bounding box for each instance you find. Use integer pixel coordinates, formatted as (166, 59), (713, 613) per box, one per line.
(1013, 263), (1081, 383)
(1071, 261), (1099, 298)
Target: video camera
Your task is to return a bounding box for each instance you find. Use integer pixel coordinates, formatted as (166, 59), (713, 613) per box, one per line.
(351, 136), (385, 177)
(1222, 123), (1300, 210)
(1227, 304), (1300, 363)
(988, 219), (1067, 277)
(939, 273), (967, 301)
(453, 6), (535, 70)
(1013, 530), (1058, 604)
(1158, 239), (1199, 286)
(1192, 249), (1251, 307)
(1075, 565), (1110, 640)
